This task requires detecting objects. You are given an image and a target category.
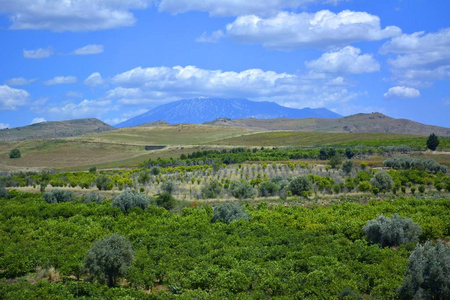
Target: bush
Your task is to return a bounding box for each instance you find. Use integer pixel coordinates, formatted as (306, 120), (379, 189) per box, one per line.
(44, 189), (74, 203)
(345, 148), (356, 159)
(329, 154), (342, 169)
(342, 160), (354, 175)
(150, 166), (161, 175)
(82, 192), (103, 204)
(399, 242), (450, 299)
(201, 180), (222, 199)
(85, 233), (134, 287)
(0, 186), (9, 199)
(162, 180), (177, 195)
(155, 192), (175, 209)
(212, 202), (249, 224)
(112, 189), (150, 213)
(363, 214), (422, 248)
(288, 175), (312, 197)
(230, 181), (255, 200)
(370, 171), (394, 192)
(9, 148), (21, 159)
(95, 175), (113, 191)
(259, 181), (280, 197)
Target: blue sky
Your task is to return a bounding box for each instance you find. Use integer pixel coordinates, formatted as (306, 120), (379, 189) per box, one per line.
(0, 0), (449, 129)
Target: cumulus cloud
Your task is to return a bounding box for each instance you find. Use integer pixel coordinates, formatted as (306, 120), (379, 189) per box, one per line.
(72, 44), (104, 55)
(157, 0), (346, 17)
(44, 76), (77, 85)
(23, 47), (53, 59)
(0, 0), (152, 32)
(306, 46), (380, 74)
(226, 10), (401, 50)
(31, 117), (46, 124)
(196, 30), (224, 43)
(0, 123), (10, 129)
(4, 77), (37, 86)
(46, 99), (114, 119)
(380, 29), (450, 83)
(84, 72), (106, 87)
(66, 91), (84, 98)
(384, 86), (420, 98)
(0, 85), (30, 110)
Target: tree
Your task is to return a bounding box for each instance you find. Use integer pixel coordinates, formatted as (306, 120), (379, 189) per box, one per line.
(345, 148), (356, 159)
(201, 180), (222, 199)
(399, 242), (450, 299)
(212, 202), (249, 224)
(230, 181), (255, 199)
(43, 189), (73, 203)
(370, 171), (394, 192)
(9, 148), (21, 159)
(426, 133), (439, 151)
(329, 154), (342, 169)
(259, 181), (280, 197)
(155, 192), (175, 209)
(162, 180), (177, 194)
(85, 233), (134, 287)
(112, 189), (150, 213)
(342, 160), (354, 174)
(288, 175), (312, 197)
(363, 214), (422, 248)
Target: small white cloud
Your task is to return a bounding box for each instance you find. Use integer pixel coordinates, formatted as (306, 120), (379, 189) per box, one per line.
(31, 117), (46, 124)
(384, 86), (420, 98)
(306, 46), (380, 74)
(327, 77), (346, 85)
(84, 72), (106, 87)
(196, 30), (224, 43)
(66, 91), (83, 98)
(47, 99), (114, 119)
(0, 85), (30, 110)
(226, 10), (401, 50)
(4, 77), (37, 86)
(23, 47), (53, 59)
(44, 76), (77, 85)
(72, 44), (104, 55)
(0, 123), (10, 129)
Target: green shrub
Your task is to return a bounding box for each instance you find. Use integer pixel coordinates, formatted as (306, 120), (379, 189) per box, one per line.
(329, 154), (342, 169)
(230, 181), (255, 200)
(83, 192), (103, 204)
(112, 189), (150, 213)
(363, 214), (422, 248)
(95, 175), (113, 191)
(155, 192), (175, 209)
(399, 242), (450, 299)
(150, 166), (161, 175)
(370, 171), (394, 192)
(357, 181), (371, 192)
(342, 160), (354, 175)
(212, 202), (249, 224)
(9, 148), (21, 159)
(0, 186), (9, 199)
(44, 189), (74, 203)
(259, 181), (280, 197)
(162, 180), (177, 195)
(288, 175), (312, 197)
(201, 180), (222, 199)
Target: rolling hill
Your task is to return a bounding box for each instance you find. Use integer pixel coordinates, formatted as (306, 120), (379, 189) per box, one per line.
(116, 97), (341, 127)
(205, 113), (450, 136)
(0, 118), (114, 141)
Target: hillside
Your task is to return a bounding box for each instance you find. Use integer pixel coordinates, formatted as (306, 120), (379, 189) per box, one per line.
(206, 113), (450, 136)
(0, 118), (114, 141)
(116, 97), (341, 127)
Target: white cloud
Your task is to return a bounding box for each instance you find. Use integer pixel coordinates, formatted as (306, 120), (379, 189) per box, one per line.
(84, 72), (106, 87)
(31, 117), (46, 124)
(72, 44), (104, 55)
(0, 0), (152, 32)
(0, 123), (10, 129)
(380, 29), (450, 83)
(4, 77), (37, 86)
(196, 30), (224, 43)
(66, 91), (84, 98)
(226, 10), (401, 50)
(306, 46), (380, 74)
(157, 0), (347, 17)
(47, 99), (114, 119)
(44, 76), (77, 85)
(0, 85), (30, 110)
(384, 86), (420, 98)
(23, 47), (53, 59)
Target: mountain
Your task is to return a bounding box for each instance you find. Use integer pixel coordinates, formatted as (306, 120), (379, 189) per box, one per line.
(116, 98), (341, 128)
(206, 113), (450, 136)
(0, 118), (115, 141)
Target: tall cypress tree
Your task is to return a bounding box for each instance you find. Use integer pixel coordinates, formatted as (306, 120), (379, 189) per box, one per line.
(426, 133), (439, 151)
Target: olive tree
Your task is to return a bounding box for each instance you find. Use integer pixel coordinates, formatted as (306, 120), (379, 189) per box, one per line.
(112, 189), (150, 213)
(288, 175), (312, 197)
(230, 181), (255, 200)
(85, 233), (134, 287)
(9, 148), (21, 159)
(370, 171), (394, 192)
(43, 189), (73, 203)
(212, 202), (249, 224)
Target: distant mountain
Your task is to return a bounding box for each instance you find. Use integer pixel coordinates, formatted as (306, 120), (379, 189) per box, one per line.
(116, 98), (341, 128)
(0, 118), (114, 141)
(206, 113), (450, 136)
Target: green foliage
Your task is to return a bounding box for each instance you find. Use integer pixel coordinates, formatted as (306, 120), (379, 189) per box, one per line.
(112, 189), (150, 213)
(211, 202), (249, 224)
(230, 181), (255, 199)
(95, 175), (113, 191)
(9, 148), (21, 159)
(82, 192), (103, 204)
(329, 154), (342, 169)
(342, 160), (354, 175)
(384, 157), (447, 174)
(150, 166), (161, 175)
(85, 233), (134, 287)
(0, 186), (8, 199)
(161, 180), (177, 195)
(370, 171), (394, 192)
(43, 189), (74, 203)
(201, 180), (222, 199)
(259, 181), (280, 197)
(319, 147), (336, 160)
(363, 214), (422, 248)
(426, 133), (439, 151)
(288, 175), (312, 196)
(345, 148), (356, 159)
(399, 242), (450, 299)
(155, 192), (175, 209)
